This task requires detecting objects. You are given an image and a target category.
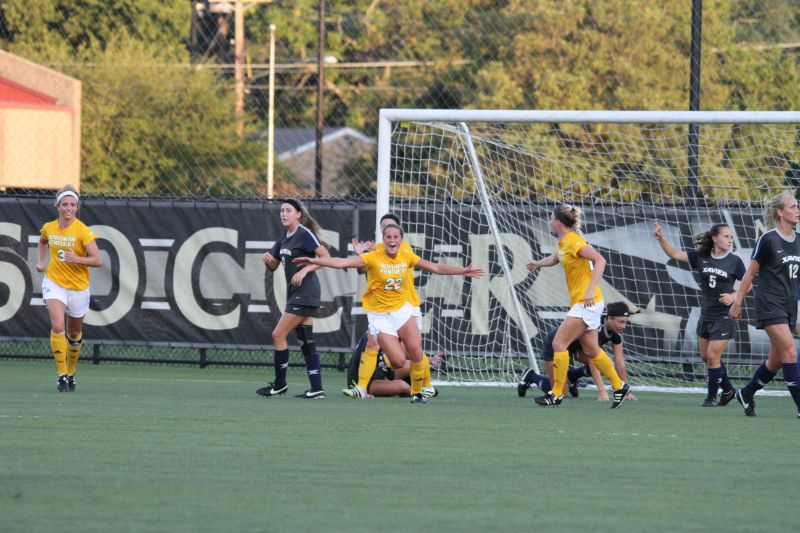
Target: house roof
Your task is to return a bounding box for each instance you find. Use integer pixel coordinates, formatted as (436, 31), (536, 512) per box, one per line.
(275, 127), (374, 159)
(0, 76), (60, 107)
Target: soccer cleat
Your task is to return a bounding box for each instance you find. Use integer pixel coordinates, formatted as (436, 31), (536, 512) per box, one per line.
(718, 388), (736, 407)
(56, 374), (69, 392)
(421, 386), (438, 400)
(67, 375), (77, 392)
(735, 389), (756, 417)
(410, 393), (427, 404)
(702, 397), (717, 407)
(256, 382), (288, 397)
(294, 389), (325, 399)
(610, 382), (631, 409)
(568, 379), (580, 398)
(533, 392), (562, 406)
(342, 386), (366, 399)
(517, 368), (535, 397)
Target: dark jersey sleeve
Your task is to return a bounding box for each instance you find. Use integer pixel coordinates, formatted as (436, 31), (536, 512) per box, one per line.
(687, 249), (699, 269)
(735, 257), (746, 280)
(270, 237), (281, 258)
(300, 229), (321, 254)
(751, 233), (772, 264)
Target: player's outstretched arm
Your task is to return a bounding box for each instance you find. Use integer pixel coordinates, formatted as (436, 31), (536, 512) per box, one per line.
(526, 253), (558, 273)
(653, 223), (689, 263)
(293, 254), (365, 270)
(415, 258), (484, 278)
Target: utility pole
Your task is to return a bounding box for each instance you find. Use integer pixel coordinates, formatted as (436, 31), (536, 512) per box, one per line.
(234, 0), (245, 137)
(267, 24), (276, 199)
(314, 0), (326, 197)
(207, 1), (273, 137)
(687, 0), (702, 205)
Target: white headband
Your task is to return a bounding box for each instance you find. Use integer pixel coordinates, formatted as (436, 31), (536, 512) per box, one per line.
(55, 190), (79, 206)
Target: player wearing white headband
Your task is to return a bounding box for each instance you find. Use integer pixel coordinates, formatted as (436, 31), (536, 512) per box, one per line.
(36, 184), (102, 392)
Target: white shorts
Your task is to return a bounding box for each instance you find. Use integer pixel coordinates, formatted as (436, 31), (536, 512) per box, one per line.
(367, 303), (422, 338)
(566, 300), (604, 330)
(42, 276), (90, 318)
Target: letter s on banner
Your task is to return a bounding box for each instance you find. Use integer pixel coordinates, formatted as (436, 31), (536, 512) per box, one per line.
(174, 227), (240, 331)
(86, 225), (137, 326)
(0, 223), (26, 323)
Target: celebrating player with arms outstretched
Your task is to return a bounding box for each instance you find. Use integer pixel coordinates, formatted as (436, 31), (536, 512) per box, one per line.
(295, 223), (483, 403)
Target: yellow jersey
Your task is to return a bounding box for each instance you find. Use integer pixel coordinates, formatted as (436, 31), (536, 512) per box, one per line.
(40, 219), (97, 291)
(360, 244), (420, 313)
(558, 231), (603, 305)
(375, 241), (421, 307)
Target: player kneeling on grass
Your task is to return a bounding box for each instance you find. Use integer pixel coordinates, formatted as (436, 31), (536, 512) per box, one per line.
(294, 223), (483, 404)
(346, 333), (442, 398)
(518, 302), (638, 402)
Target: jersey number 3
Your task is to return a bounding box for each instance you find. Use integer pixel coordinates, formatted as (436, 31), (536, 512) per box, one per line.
(384, 277), (404, 291)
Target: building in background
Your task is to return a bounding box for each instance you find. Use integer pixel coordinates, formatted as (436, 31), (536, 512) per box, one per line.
(274, 127), (374, 197)
(0, 50), (81, 192)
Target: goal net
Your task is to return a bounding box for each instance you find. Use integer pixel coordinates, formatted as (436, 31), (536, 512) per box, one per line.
(376, 109), (800, 390)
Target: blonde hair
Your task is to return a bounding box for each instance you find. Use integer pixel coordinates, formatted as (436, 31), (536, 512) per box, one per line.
(553, 204), (582, 233)
(54, 184), (79, 206)
(764, 191), (796, 229)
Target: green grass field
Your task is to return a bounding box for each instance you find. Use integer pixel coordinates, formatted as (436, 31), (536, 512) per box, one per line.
(1, 360), (796, 532)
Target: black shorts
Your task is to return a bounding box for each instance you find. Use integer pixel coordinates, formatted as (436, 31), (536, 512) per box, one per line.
(284, 304), (318, 317)
(754, 302), (797, 330)
(754, 315), (795, 329)
(540, 329), (581, 362)
(696, 318), (736, 341)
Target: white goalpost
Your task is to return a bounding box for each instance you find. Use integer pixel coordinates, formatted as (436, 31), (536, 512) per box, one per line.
(376, 109), (800, 390)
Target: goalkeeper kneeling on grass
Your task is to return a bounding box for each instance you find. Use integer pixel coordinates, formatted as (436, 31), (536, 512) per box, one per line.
(518, 302), (638, 402)
(346, 332), (442, 398)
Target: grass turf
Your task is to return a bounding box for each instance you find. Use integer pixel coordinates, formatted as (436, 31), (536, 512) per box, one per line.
(0, 360), (796, 532)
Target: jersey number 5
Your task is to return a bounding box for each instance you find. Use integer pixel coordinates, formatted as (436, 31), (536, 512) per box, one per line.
(708, 275), (716, 288)
(384, 277), (403, 291)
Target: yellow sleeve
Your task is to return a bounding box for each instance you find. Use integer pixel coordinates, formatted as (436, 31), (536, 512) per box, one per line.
(565, 233), (587, 257)
(361, 251), (377, 271)
(79, 224), (97, 247)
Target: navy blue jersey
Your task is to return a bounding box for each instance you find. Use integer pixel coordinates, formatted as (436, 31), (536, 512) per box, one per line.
(751, 229), (800, 319)
(687, 249), (746, 319)
(270, 225), (323, 308)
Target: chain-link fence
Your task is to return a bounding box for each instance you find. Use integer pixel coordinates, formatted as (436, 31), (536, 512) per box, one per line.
(1, 0), (799, 199)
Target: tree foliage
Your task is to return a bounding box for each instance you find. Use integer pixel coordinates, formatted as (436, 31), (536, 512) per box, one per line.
(0, 0), (798, 199)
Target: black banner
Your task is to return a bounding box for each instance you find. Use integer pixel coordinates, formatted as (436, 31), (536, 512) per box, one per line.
(0, 197), (774, 361)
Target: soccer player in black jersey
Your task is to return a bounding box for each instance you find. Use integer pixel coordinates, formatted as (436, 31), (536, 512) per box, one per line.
(518, 302), (636, 401)
(256, 199), (331, 399)
(730, 191), (800, 417)
(654, 222), (746, 407)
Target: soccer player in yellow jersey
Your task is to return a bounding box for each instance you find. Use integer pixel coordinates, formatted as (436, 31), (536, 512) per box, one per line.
(526, 204), (631, 408)
(294, 223), (484, 403)
(345, 213), (436, 401)
(35, 185), (102, 392)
